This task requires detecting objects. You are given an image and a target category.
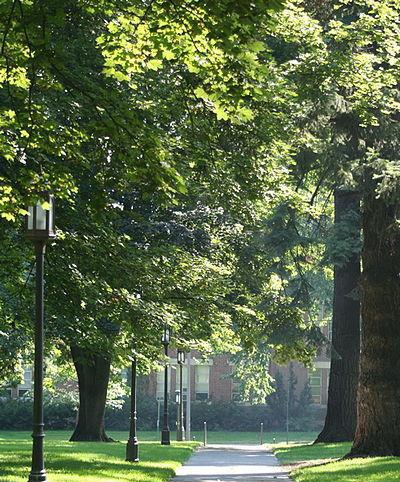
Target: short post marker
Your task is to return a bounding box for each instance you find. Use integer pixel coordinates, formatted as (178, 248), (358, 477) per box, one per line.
(203, 421), (207, 447)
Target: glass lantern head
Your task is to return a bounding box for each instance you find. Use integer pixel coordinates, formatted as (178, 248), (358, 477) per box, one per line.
(161, 326), (171, 345)
(177, 349), (186, 365)
(25, 193), (55, 241)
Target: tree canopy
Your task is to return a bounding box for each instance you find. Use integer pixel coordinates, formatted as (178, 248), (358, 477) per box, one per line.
(1, 0), (400, 456)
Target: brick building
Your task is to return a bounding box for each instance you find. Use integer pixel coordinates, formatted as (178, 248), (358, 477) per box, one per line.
(143, 346), (331, 406)
(2, 367), (33, 399)
(4, 324), (331, 406)
(141, 351), (236, 403)
(143, 311), (332, 406)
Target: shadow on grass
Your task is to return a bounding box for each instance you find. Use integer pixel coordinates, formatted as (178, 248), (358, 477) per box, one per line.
(275, 442), (351, 464)
(0, 439), (195, 482)
(294, 457), (400, 482)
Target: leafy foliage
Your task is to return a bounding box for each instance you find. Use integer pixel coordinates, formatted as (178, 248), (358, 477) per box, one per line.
(5, 0), (399, 413)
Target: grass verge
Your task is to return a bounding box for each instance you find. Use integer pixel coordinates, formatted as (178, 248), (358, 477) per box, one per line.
(0, 431), (199, 482)
(0, 430), (318, 482)
(0, 430), (317, 445)
(275, 441), (350, 464)
(275, 442), (400, 482)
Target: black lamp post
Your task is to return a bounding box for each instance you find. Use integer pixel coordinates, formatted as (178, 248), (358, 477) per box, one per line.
(177, 349), (186, 441)
(25, 194), (55, 482)
(161, 326), (171, 445)
(126, 354), (139, 462)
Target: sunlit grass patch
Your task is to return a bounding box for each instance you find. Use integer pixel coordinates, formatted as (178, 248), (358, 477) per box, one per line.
(0, 431), (198, 482)
(294, 456), (400, 482)
(275, 441), (350, 464)
(275, 441), (400, 482)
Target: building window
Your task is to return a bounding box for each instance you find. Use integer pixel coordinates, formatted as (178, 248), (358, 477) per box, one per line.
(231, 379), (241, 402)
(18, 389), (30, 398)
(309, 368), (322, 404)
(19, 368), (32, 389)
(156, 368), (171, 400)
(195, 365), (209, 401)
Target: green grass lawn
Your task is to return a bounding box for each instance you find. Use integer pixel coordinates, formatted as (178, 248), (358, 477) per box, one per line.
(0, 429), (317, 445)
(0, 431), (198, 482)
(0, 430), (318, 481)
(262, 432), (317, 446)
(275, 442), (400, 482)
(190, 430), (317, 445)
(275, 441), (351, 463)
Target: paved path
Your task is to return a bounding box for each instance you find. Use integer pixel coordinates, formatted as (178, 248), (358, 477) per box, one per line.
(171, 444), (293, 482)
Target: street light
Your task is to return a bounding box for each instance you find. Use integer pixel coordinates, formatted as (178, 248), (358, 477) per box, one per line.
(161, 326), (171, 445)
(126, 354), (139, 462)
(25, 193), (55, 482)
(177, 349), (186, 441)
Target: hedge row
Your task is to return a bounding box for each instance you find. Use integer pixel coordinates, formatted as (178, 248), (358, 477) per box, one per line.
(0, 396), (325, 432)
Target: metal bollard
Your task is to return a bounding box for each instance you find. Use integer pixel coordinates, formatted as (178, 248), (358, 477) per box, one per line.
(203, 421), (207, 447)
(260, 422), (264, 445)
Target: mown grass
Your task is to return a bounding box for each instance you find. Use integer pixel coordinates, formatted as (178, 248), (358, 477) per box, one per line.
(0, 430), (319, 482)
(0, 429), (317, 445)
(0, 431), (198, 482)
(190, 430), (317, 445)
(275, 442), (400, 482)
(275, 441), (350, 463)
(294, 457), (400, 482)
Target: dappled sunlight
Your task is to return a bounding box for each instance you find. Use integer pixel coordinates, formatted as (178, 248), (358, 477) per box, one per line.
(275, 442), (351, 464)
(0, 433), (198, 482)
(275, 443), (400, 482)
(294, 457), (400, 482)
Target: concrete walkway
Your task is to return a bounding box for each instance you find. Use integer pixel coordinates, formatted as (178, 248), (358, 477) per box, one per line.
(171, 444), (293, 482)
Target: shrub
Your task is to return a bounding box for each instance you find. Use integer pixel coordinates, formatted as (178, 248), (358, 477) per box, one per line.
(0, 395), (325, 432)
(0, 398), (76, 430)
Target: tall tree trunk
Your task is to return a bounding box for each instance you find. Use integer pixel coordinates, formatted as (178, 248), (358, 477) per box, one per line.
(315, 190), (361, 443)
(349, 195), (400, 456)
(70, 346), (113, 442)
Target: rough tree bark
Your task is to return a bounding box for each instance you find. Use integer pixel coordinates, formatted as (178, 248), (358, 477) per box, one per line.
(315, 190), (361, 443)
(69, 346), (113, 442)
(349, 194), (400, 456)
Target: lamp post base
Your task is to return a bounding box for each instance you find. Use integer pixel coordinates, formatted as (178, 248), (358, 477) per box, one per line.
(161, 429), (171, 445)
(126, 438), (139, 462)
(28, 470), (47, 482)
